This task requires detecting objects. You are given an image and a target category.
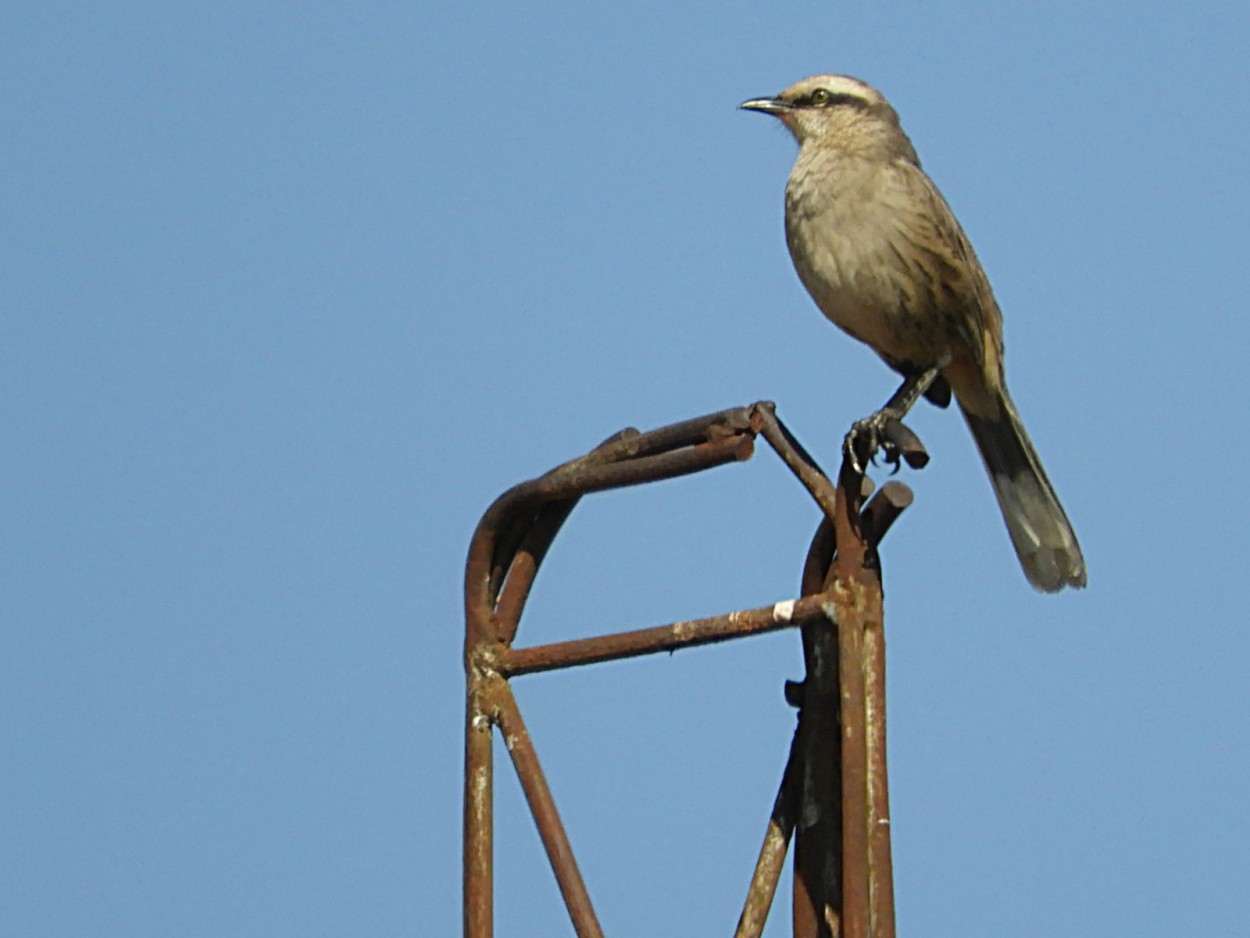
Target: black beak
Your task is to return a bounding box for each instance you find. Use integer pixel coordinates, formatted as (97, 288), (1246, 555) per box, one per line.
(739, 96), (791, 115)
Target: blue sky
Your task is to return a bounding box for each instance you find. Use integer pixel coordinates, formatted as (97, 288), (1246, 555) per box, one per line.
(3, 2), (1248, 935)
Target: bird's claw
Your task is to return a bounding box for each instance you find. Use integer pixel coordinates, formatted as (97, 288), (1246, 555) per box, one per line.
(845, 409), (936, 474)
(843, 410), (904, 475)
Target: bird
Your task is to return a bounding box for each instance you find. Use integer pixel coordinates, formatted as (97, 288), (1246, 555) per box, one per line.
(741, 74), (1085, 592)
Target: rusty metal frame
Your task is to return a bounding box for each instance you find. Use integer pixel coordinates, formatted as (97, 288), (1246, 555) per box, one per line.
(463, 402), (916, 938)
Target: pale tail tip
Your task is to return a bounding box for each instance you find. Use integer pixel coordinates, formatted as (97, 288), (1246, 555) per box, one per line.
(1023, 547), (1087, 593)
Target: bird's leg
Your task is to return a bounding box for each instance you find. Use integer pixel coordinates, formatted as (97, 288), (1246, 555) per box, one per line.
(844, 362), (945, 473)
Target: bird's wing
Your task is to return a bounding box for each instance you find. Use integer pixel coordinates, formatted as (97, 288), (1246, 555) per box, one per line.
(888, 161), (1005, 375)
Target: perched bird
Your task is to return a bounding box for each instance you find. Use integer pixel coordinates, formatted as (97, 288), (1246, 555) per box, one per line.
(741, 74), (1085, 592)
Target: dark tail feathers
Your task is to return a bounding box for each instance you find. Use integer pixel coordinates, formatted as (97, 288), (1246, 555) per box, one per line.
(961, 392), (1086, 592)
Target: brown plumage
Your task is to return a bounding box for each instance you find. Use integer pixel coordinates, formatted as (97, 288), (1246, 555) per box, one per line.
(742, 74), (1085, 591)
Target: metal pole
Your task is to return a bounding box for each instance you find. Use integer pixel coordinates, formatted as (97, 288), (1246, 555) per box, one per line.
(462, 403), (916, 937)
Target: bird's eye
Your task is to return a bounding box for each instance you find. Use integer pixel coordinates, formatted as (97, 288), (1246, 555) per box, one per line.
(809, 88), (832, 106)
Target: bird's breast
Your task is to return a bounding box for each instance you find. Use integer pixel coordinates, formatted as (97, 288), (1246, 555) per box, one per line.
(783, 158), (949, 367)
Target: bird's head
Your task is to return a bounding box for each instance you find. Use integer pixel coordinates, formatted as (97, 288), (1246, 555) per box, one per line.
(740, 74), (918, 164)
